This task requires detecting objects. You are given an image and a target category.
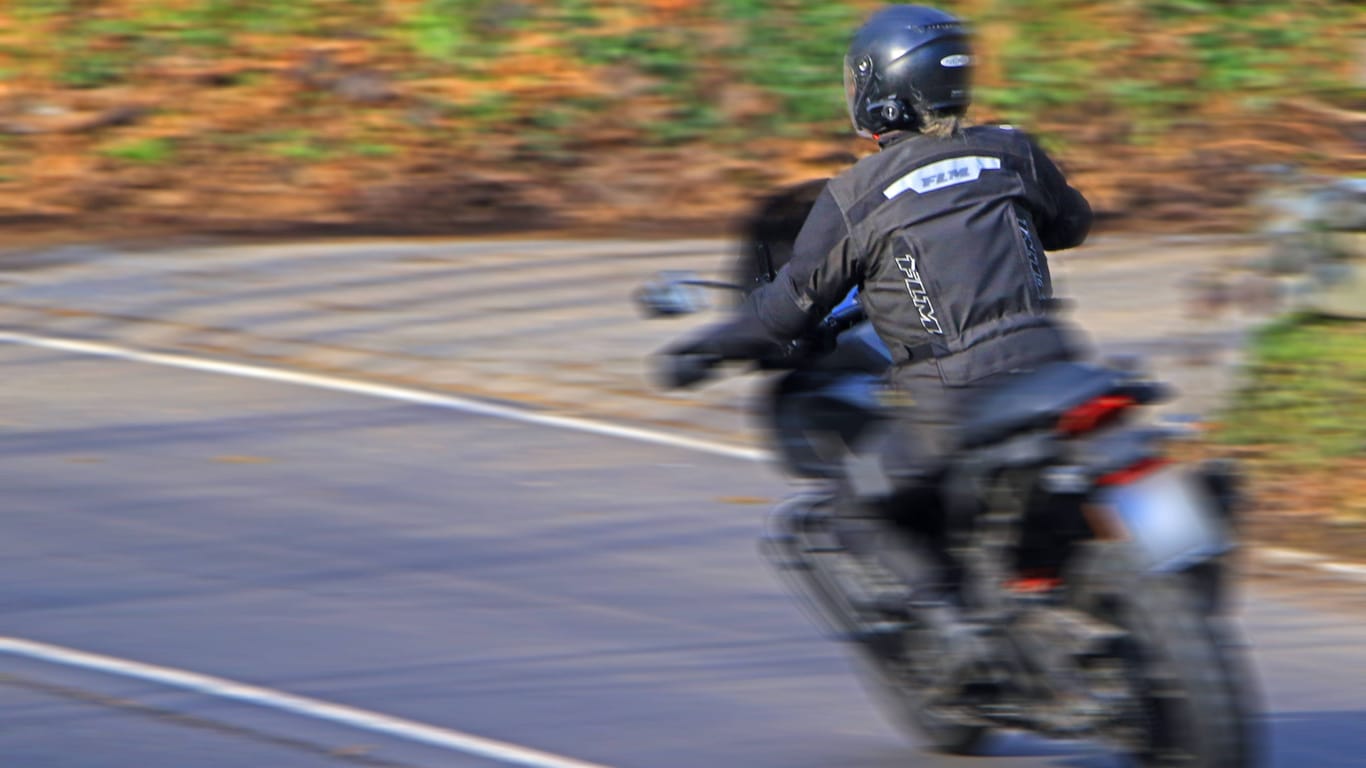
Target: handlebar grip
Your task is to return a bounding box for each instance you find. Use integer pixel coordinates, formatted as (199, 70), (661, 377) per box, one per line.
(657, 353), (721, 389)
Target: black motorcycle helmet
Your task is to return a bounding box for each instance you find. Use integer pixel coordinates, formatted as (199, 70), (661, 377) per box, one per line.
(844, 5), (974, 139)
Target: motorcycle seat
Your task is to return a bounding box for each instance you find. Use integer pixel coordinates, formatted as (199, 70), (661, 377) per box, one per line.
(958, 362), (1136, 449)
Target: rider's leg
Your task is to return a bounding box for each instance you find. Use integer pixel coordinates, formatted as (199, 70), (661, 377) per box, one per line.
(835, 416), (955, 594)
(836, 365), (977, 594)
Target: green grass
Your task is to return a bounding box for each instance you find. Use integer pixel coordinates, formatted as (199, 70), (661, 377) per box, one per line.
(207, 129), (333, 162)
(1218, 315), (1366, 467)
(138, 0), (319, 38)
(715, 1), (862, 127)
(978, 1), (1358, 136)
(13, 0), (77, 18)
(402, 0), (526, 63)
(648, 102), (725, 146)
(267, 131), (330, 162)
(56, 48), (131, 88)
(99, 137), (174, 164)
(350, 141), (397, 158)
(406, 0), (470, 61)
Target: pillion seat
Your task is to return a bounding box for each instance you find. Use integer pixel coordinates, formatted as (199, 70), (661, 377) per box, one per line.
(958, 361), (1167, 449)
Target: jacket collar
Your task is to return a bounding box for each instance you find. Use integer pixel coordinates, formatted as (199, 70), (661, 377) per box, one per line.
(877, 130), (919, 149)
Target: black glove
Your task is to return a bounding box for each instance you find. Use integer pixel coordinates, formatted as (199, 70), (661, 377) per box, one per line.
(655, 315), (790, 389)
(654, 351), (722, 389)
(667, 316), (785, 359)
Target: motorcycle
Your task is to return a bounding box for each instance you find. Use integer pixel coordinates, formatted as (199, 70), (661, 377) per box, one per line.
(638, 181), (1261, 767)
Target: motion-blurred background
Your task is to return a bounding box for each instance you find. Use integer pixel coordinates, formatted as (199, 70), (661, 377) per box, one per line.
(0, 0), (1361, 234)
(0, 1), (1363, 557)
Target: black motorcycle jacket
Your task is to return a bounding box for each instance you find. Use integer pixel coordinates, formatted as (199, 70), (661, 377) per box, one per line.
(696, 125), (1092, 388)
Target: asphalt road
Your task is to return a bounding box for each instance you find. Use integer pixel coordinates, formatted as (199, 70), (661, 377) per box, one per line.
(0, 235), (1271, 446)
(1, 343), (1363, 768)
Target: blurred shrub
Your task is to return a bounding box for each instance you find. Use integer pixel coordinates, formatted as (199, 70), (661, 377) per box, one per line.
(0, 0), (1358, 229)
(712, 0), (864, 128)
(99, 137), (175, 164)
(1220, 314), (1366, 467)
(5, 1), (1358, 144)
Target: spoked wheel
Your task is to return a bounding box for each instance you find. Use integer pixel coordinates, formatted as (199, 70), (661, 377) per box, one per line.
(1070, 547), (1260, 768)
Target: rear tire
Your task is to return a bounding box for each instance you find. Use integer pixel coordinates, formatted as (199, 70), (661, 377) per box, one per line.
(1071, 548), (1259, 768)
(1204, 617), (1265, 768)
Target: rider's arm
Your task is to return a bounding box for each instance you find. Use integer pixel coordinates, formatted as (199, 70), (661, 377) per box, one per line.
(747, 185), (862, 339)
(667, 186), (863, 361)
(1028, 139), (1092, 251)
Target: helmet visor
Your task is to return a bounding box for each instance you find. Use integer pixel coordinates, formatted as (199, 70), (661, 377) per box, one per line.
(843, 60), (875, 139)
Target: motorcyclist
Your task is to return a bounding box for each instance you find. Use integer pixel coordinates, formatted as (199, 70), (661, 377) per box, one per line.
(663, 5), (1093, 563)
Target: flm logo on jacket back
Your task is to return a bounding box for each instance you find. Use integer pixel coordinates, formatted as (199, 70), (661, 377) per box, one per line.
(895, 255), (943, 335)
(883, 155), (1002, 199)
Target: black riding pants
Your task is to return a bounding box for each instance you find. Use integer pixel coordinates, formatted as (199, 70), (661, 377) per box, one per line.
(835, 361), (986, 559)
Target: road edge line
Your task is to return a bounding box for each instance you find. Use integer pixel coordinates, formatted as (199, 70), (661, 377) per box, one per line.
(0, 636), (617, 768)
(0, 330), (768, 463)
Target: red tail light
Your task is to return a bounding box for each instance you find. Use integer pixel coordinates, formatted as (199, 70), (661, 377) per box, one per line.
(1057, 395), (1136, 436)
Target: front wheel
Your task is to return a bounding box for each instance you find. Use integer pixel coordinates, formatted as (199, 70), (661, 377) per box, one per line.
(1071, 547), (1260, 768)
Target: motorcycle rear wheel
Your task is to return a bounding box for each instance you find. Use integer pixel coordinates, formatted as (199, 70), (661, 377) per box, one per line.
(1071, 548), (1258, 768)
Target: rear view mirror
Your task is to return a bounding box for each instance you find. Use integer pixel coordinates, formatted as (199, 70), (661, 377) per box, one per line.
(634, 271), (711, 317)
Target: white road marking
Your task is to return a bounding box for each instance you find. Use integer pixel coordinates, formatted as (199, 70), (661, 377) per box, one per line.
(0, 636), (617, 768)
(1257, 547), (1327, 565)
(0, 330), (767, 462)
(0, 331), (757, 765)
(1314, 562), (1366, 582)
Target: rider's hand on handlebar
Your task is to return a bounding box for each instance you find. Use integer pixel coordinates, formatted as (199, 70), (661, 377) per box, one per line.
(654, 352), (722, 389)
(655, 316), (795, 388)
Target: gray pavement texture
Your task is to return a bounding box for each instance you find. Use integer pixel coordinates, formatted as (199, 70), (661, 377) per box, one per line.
(0, 236), (1274, 447)
(0, 347), (1363, 767)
